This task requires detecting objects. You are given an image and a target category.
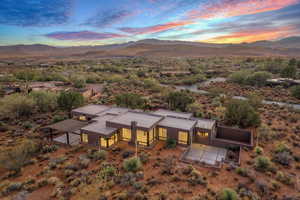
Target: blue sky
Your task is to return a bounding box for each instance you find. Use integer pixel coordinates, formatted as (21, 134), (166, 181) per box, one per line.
(0, 0), (300, 46)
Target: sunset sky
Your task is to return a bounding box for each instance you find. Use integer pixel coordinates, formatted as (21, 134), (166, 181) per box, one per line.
(0, 0), (300, 46)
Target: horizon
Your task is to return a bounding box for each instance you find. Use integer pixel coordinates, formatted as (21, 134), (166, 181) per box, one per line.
(1, 0), (300, 46)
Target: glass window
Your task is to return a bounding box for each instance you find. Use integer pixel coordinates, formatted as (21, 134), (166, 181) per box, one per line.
(122, 128), (131, 141)
(79, 115), (87, 121)
(197, 132), (209, 137)
(137, 129), (148, 146)
(148, 128), (154, 144)
(82, 133), (88, 143)
(178, 131), (188, 144)
(158, 128), (167, 140)
(100, 137), (107, 148)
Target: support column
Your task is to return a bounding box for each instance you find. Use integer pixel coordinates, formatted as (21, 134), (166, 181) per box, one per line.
(66, 132), (70, 145)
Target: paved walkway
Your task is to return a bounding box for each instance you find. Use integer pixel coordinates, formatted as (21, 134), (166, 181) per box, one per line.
(53, 133), (81, 145)
(184, 144), (227, 166)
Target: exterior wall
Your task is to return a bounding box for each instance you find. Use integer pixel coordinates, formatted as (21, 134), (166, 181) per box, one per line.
(215, 126), (253, 146)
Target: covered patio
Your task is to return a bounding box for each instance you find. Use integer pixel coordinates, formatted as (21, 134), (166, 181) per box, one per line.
(44, 119), (88, 145)
(182, 144), (227, 167)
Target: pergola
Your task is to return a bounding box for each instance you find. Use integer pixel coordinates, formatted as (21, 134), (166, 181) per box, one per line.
(44, 119), (88, 145)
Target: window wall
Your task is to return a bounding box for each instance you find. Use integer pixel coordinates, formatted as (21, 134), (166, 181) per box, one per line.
(137, 129), (148, 146)
(99, 133), (118, 148)
(178, 131), (188, 145)
(122, 128), (131, 141)
(82, 133), (88, 143)
(158, 128), (167, 140)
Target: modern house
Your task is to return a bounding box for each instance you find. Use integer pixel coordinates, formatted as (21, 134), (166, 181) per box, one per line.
(67, 105), (254, 149)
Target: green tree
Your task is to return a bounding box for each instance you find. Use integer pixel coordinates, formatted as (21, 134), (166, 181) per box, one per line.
(187, 102), (203, 117)
(166, 91), (194, 112)
(57, 91), (84, 115)
(291, 86), (300, 99)
(224, 99), (261, 128)
(217, 188), (238, 200)
(30, 91), (58, 112)
(115, 93), (147, 109)
(246, 71), (272, 87)
(0, 94), (35, 118)
(281, 64), (297, 79)
(229, 70), (251, 85)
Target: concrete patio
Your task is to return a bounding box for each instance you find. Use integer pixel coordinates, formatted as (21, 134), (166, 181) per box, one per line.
(53, 133), (81, 145)
(183, 144), (227, 166)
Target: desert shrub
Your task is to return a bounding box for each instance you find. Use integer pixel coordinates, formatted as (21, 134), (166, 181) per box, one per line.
(139, 152), (150, 164)
(291, 86), (300, 99)
(57, 91), (84, 113)
(257, 124), (276, 142)
(166, 91), (194, 112)
(71, 76), (86, 88)
(123, 157), (142, 172)
(235, 167), (249, 177)
(275, 171), (294, 185)
(229, 70), (251, 85)
(281, 64), (297, 79)
(87, 149), (107, 161)
(246, 71), (272, 87)
(217, 188), (239, 200)
(273, 151), (293, 166)
(254, 156), (272, 172)
(165, 138), (177, 148)
(30, 91), (58, 112)
(52, 115), (67, 123)
(14, 70), (36, 81)
(274, 142), (291, 154)
(0, 94), (35, 118)
(224, 99), (261, 128)
(272, 143), (293, 166)
(0, 140), (40, 174)
(115, 93), (147, 109)
(247, 93), (263, 110)
(41, 144), (58, 153)
(254, 147), (264, 155)
(187, 102), (203, 117)
(229, 70), (271, 86)
(99, 163), (117, 180)
(188, 169), (207, 186)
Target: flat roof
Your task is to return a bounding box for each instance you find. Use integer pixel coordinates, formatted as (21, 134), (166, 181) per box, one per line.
(107, 111), (163, 129)
(72, 104), (110, 116)
(96, 107), (129, 117)
(158, 116), (196, 131)
(152, 109), (193, 119)
(46, 119), (88, 133)
(194, 118), (216, 130)
(81, 114), (118, 137)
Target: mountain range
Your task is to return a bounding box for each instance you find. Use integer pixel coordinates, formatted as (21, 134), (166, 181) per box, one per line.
(0, 36), (299, 59)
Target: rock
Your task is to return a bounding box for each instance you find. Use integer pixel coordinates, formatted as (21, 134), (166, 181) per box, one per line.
(12, 191), (28, 200)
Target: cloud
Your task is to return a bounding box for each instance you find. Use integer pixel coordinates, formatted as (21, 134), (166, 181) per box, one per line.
(44, 31), (126, 41)
(201, 25), (299, 43)
(187, 0), (300, 20)
(119, 21), (192, 35)
(83, 9), (135, 28)
(0, 0), (72, 27)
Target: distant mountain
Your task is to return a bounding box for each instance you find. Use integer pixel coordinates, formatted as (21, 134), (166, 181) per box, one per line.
(0, 36), (299, 59)
(247, 36), (300, 48)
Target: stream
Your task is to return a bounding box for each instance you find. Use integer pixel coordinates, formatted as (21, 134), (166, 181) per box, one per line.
(165, 77), (300, 110)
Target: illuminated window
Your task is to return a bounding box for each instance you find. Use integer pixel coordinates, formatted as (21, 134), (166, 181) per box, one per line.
(158, 128), (167, 140)
(100, 137), (107, 147)
(137, 129), (147, 146)
(122, 128), (131, 141)
(79, 115), (87, 121)
(178, 131), (188, 144)
(197, 132), (209, 137)
(82, 133), (88, 143)
(148, 128), (155, 144)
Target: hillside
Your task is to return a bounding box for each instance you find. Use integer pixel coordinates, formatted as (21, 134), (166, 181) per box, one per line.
(0, 36), (299, 59)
